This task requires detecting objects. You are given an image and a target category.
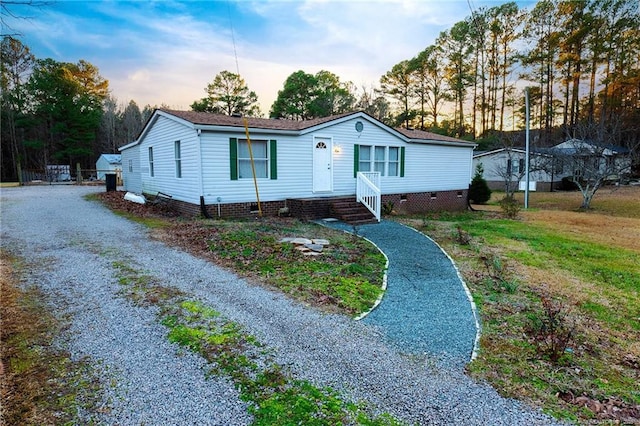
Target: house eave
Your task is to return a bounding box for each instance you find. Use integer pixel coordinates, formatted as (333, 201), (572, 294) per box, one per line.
(408, 139), (477, 148)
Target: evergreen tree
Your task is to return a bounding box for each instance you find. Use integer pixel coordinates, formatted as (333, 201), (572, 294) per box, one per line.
(469, 163), (492, 204)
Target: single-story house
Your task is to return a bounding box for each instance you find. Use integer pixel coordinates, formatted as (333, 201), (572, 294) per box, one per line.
(550, 139), (632, 183)
(119, 109), (475, 221)
(96, 154), (122, 180)
(473, 148), (554, 192)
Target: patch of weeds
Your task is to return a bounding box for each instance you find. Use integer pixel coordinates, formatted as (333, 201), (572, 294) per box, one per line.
(111, 260), (184, 306)
(499, 196), (521, 219)
(525, 293), (577, 364)
(158, 297), (404, 425)
(454, 225), (472, 245)
(202, 218), (386, 316)
(382, 201), (394, 216)
(480, 253), (519, 294)
(1, 251), (102, 425)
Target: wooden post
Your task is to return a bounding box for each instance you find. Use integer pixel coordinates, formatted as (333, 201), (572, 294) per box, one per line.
(76, 163), (83, 184)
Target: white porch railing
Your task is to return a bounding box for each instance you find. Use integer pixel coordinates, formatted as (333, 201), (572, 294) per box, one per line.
(356, 171), (381, 222)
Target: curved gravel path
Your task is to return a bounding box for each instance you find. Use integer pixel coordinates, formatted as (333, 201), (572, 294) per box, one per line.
(321, 220), (480, 369)
(0, 185), (563, 425)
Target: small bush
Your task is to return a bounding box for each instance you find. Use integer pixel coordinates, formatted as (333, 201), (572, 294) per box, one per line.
(469, 165), (492, 204)
(560, 176), (579, 191)
(454, 225), (472, 245)
(382, 201), (394, 216)
(499, 196), (521, 219)
(525, 294), (576, 363)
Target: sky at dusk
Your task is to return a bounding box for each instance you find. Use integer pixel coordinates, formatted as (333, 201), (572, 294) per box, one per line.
(6, 0), (536, 115)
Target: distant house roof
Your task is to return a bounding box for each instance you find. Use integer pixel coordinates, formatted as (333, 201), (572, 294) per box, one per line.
(121, 109), (475, 150)
(551, 139), (630, 156)
(473, 147), (551, 159)
(98, 154), (122, 164)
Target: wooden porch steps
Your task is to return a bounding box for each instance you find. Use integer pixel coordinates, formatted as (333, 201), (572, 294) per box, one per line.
(329, 199), (377, 225)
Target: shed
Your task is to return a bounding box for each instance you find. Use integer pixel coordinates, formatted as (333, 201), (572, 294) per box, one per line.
(96, 154), (122, 180)
(119, 109), (476, 221)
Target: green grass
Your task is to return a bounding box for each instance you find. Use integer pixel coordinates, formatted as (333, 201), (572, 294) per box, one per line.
(160, 300), (404, 426)
(402, 210), (640, 422)
(112, 258), (403, 425)
(202, 219), (387, 316)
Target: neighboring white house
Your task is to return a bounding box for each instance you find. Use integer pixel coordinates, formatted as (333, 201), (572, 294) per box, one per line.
(550, 139), (632, 183)
(95, 154), (122, 180)
(473, 148), (554, 192)
(119, 109), (476, 220)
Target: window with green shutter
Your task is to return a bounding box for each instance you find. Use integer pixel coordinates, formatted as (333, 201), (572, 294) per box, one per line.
(354, 144), (405, 177)
(230, 137), (277, 180)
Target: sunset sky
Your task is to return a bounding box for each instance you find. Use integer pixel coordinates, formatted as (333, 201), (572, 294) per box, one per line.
(6, 0), (536, 115)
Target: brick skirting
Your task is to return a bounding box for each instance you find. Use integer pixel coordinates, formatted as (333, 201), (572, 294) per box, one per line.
(382, 190), (468, 214)
(166, 189), (469, 220)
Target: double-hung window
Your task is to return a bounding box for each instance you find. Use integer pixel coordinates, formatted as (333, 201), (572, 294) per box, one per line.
(174, 140), (182, 178)
(239, 139), (267, 178)
(388, 147), (400, 176)
(230, 138), (277, 180)
(374, 146), (386, 174)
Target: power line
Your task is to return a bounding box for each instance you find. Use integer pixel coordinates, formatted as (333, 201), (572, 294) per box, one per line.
(227, 1), (241, 76)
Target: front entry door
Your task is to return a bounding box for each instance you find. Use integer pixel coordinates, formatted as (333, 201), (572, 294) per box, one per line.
(312, 137), (332, 192)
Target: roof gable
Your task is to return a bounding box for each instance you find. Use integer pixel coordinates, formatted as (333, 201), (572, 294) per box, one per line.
(98, 154), (122, 164)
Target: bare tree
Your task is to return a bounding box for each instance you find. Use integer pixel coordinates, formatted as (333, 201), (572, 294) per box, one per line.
(552, 121), (634, 209)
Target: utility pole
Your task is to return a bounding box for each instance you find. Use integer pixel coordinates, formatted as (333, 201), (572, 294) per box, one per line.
(525, 87), (530, 209)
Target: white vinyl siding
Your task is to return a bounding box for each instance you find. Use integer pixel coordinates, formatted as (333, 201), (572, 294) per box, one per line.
(132, 111), (474, 206)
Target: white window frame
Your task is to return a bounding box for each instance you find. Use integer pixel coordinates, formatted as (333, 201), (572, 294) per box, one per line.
(358, 145), (400, 177)
(174, 140), (182, 178)
(238, 139), (269, 179)
(148, 147), (154, 177)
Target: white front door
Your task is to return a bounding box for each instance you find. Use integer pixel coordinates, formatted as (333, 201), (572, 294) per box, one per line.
(312, 137), (332, 192)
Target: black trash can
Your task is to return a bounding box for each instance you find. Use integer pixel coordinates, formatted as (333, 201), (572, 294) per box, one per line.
(105, 173), (117, 192)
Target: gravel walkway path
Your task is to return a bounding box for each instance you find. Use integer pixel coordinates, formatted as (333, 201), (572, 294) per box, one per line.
(1, 185), (563, 425)
(320, 220), (480, 369)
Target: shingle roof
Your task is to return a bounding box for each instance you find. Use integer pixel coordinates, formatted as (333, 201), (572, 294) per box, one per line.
(159, 109), (474, 145)
(394, 127), (474, 144)
(160, 109), (354, 131)
(99, 154), (122, 164)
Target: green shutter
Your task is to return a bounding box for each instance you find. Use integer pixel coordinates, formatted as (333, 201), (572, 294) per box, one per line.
(353, 144), (359, 178)
(270, 140), (277, 179)
(400, 146), (405, 177)
(230, 138), (238, 180)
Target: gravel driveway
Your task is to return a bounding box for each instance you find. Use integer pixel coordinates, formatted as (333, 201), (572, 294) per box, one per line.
(1, 185), (563, 425)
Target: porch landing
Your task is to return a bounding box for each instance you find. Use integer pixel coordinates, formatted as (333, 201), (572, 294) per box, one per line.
(286, 196), (376, 225)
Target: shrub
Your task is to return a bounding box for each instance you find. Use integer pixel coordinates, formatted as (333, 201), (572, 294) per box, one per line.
(469, 164), (492, 204)
(525, 294), (576, 363)
(560, 176), (579, 191)
(382, 201), (394, 216)
(499, 196), (521, 219)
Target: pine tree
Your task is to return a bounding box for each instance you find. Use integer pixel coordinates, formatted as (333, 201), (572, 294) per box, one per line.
(469, 164), (492, 204)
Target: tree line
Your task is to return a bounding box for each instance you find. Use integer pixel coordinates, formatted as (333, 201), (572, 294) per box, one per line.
(0, 36), (155, 181)
(182, 0), (640, 153)
(2, 0), (638, 182)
